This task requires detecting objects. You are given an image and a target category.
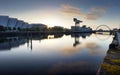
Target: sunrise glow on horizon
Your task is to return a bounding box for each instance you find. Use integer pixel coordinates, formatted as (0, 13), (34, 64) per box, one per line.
(0, 0), (120, 29)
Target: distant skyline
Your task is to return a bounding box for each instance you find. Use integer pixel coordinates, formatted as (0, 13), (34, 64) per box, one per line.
(0, 0), (120, 29)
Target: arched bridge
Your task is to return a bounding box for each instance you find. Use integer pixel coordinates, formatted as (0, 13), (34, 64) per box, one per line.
(95, 25), (111, 32)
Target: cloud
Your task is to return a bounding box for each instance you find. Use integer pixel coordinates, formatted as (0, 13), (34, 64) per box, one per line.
(61, 4), (84, 16)
(85, 7), (107, 20)
(61, 4), (108, 20)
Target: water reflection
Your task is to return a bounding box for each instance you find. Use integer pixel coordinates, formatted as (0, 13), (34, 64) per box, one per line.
(95, 32), (112, 41)
(0, 33), (113, 75)
(0, 37), (27, 51)
(0, 32), (112, 51)
(71, 33), (91, 47)
(0, 34), (65, 51)
(97, 35), (120, 75)
(0, 33), (93, 51)
(46, 61), (96, 75)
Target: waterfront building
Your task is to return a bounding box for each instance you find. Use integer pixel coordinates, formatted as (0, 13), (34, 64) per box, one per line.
(71, 25), (92, 32)
(71, 18), (92, 32)
(0, 16), (9, 27)
(15, 20), (24, 29)
(0, 16), (49, 31)
(7, 18), (18, 29)
(0, 16), (31, 31)
(28, 24), (32, 29)
(21, 22), (29, 29)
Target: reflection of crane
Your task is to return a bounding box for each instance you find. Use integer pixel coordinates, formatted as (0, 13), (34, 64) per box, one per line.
(72, 33), (92, 47)
(73, 18), (83, 26)
(73, 37), (80, 47)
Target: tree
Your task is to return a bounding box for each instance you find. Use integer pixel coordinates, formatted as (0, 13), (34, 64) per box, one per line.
(64, 28), (70, 32)
(52, 26), (64, 31)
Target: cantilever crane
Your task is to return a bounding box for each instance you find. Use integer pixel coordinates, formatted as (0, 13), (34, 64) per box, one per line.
(73, 18), (83, 26)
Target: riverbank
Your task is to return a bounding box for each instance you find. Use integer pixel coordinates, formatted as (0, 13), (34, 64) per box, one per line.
(97, 32), (120, 75)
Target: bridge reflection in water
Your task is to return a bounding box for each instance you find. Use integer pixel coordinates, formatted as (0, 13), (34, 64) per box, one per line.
(0, 33), (113, 75)
(0, 33), (93, 51)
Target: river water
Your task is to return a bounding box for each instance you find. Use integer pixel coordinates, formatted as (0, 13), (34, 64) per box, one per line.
(0, 33), (113, 75)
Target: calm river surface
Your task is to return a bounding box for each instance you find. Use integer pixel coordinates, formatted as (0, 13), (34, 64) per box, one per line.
(0, 33), (113, 75)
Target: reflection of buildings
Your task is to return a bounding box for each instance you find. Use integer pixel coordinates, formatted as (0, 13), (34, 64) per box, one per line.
(71, 33), (92, 47)
(0, 34), (64, 51)
(0, 37), (27, 51)
(48, 34), (64, 39)
(0, 35), (48, 51)
(26, 34), (64, 50)
(26, 34), (48, 50)
(54, 34), (64, 38)
(71, 33), (91, 38)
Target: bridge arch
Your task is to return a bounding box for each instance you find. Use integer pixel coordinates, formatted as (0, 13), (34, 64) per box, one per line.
(96, 25), (111, 31)
(95, 25), (112, 41)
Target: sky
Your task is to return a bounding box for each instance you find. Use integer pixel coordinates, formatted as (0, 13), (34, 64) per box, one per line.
(0, 0), (120, 29)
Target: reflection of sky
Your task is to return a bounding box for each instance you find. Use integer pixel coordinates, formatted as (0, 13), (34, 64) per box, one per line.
(0, 34), (113, 75)
(0, 0), (119, 29)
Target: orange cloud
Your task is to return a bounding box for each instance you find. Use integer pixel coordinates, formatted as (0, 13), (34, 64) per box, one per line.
(61, 4), (108, 20)
(61, 4), (84, 15)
